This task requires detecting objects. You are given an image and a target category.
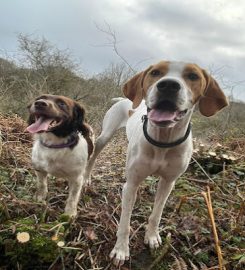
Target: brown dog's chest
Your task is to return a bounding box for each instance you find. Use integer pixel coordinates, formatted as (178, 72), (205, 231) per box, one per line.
(32, 138), (88, 178)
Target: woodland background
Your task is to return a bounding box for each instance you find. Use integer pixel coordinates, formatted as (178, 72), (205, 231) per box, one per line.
(0, 35), (244, 270)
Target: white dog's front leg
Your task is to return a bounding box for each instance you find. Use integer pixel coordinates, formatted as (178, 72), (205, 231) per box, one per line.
(65, 175), (84, 217)
(144, 177), (175, 249)
(35, 171), (48, 203)
(110, 181), (140, 266)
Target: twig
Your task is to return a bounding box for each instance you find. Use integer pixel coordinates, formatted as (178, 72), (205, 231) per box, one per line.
(88, 248), (96, 270)
(48, 222), (69, 231)
(74, 260), (85, 270)
(175, 196), (188, 214)
(188, 177), (210, 184)
(48, 254), (60, 270)
(236, 200), (245, 225)
(129, 222), (146, 241)
(202, 186), (225, 270)
(95, 21), (135, 72)
(1, 199), (11, 219)
(1, 183), (17, 198)
(191, 157), (214, 182)
(191, 157), (226, 196)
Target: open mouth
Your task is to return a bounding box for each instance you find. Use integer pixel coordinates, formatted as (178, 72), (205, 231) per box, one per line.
(26, 113), (62, 134)
(147, 100), (188, 127)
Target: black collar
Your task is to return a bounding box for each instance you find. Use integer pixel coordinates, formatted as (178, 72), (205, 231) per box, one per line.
(40, 132), (79, 149)
(142, 115), (191, 148)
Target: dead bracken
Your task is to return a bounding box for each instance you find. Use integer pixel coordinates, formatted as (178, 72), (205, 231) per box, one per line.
(0, 113), (244, 269)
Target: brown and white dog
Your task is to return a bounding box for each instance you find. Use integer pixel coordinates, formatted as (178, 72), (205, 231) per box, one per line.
(27, 94), (94, 217)
(85, 61), (228, 266)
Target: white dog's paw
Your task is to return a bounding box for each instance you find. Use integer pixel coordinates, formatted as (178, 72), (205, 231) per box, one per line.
(144, 230), (162, 249)
(64, 206), (77, 217)
(83, 170), (92, 186)
(110, 242), (129, 267)
(84, 176), (92, 186)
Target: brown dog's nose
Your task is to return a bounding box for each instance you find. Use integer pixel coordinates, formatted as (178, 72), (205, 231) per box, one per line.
(34, 100), (48, 108)
(157, 79), (181, 93)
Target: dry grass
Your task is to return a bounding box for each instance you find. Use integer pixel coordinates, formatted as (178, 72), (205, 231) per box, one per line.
(0, 113), (245, 270)
(0, 113), (32, 169)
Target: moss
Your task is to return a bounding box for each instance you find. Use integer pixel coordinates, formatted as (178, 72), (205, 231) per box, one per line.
(8, 235), (59, 269)
(0, 234), (59, 269)
(58, 214), (71, 223)
(82, 194), (92, 203)
(0, 204), (8, 223)
(230, 236), (245, 248)
(30, 234), (59, 261)
(0, 217), (65, 269)
(0, 166), (10, 183)
(195, 251), (210, 264)
(174, 178), (198, 195)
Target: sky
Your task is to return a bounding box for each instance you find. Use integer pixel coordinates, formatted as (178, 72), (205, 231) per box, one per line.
(0, 0), (245, 101)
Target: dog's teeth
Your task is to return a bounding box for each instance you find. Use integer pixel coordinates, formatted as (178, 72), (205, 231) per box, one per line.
(50, 120), (58, 127)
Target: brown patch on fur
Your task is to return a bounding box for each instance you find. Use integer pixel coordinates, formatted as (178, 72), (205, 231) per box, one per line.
(143, 61), (169, 91)
(123, 66), (153, 109)
(81, 123), (94, 159)
(182, 64), (208, 103)
(123, 61), (170, 109)
(199, 70), (229, 116)
(128, 110), (135, 117)
(183, 64), (228, 115)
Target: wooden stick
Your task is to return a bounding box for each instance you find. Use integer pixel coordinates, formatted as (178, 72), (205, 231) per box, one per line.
(202, 187), (225, 270)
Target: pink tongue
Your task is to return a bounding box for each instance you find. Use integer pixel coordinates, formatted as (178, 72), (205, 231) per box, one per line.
(26, 117), (53, 133)
(148, 109), (177, 122)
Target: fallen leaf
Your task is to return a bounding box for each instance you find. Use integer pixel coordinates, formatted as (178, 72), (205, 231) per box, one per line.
(84, 227), (98, 241)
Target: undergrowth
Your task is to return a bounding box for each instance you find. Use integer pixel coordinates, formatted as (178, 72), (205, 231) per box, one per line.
(0, 113), (244, 269)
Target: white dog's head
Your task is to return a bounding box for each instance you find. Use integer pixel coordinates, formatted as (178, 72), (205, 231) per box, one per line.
(123, 61), (228, 127)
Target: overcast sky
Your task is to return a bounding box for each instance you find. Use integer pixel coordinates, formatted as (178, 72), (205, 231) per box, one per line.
(0, 0), (244, 100)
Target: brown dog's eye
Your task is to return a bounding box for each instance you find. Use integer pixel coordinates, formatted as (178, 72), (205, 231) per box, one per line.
(187, 72), (199, 81)
(58, 101), (67, 109)
(150, 70), (161, 76)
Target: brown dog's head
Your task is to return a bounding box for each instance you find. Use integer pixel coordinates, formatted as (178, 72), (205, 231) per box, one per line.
(123, 61), (228, 127)
(27, 94), (90, 137)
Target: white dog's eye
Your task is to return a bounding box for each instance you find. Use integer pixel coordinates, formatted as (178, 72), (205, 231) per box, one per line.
(150, 69), (161, 76)
(187, 72), (199, 81)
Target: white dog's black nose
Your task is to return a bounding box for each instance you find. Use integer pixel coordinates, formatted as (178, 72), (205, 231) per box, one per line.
(157, 79), (181, 93)
(34, 100), (48, 108)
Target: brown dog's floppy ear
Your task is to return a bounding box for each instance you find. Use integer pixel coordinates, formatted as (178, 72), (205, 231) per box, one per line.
(123, 66), (152, 109)
(73, 102), (94, 158)
(199, 70), (229, 117)
(26, 103), (34, 125)
(73, 102), (86, 132)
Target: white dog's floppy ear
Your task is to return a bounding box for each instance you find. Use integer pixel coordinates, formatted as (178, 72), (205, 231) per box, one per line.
(123, 66), (152, 109)
(199, 70), (229, 117)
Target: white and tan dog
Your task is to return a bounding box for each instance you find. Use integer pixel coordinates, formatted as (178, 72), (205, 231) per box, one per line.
(27, 94), (94, 217)
(85, 61), (228, 266)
